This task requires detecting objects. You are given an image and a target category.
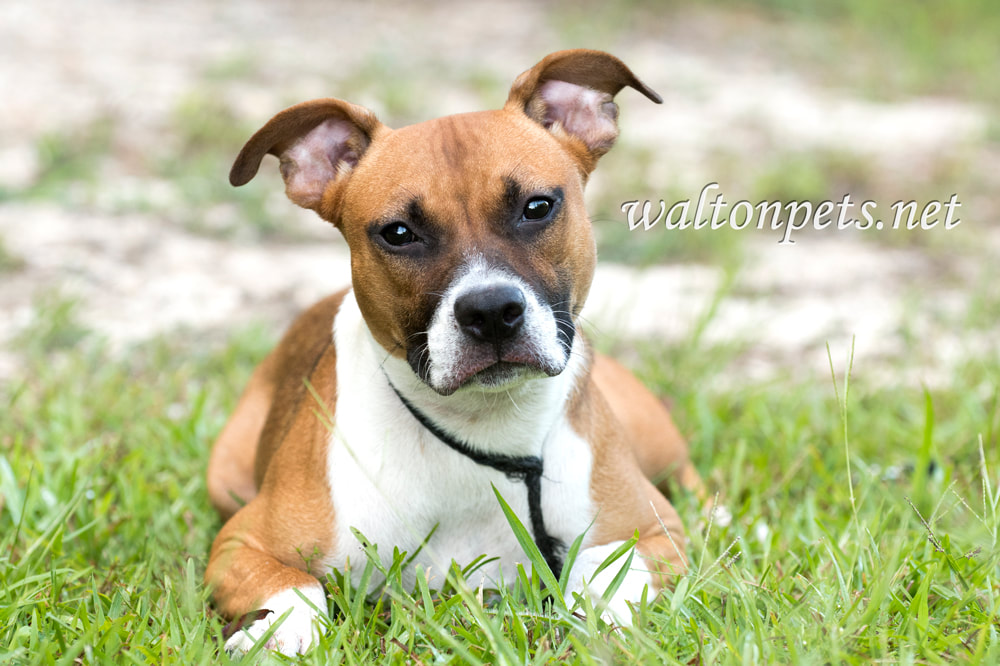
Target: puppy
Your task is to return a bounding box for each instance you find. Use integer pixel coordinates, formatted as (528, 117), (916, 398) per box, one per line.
(206, 49), (701, 655)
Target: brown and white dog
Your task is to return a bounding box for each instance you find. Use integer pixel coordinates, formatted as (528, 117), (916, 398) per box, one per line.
(205, 49), (701, 655)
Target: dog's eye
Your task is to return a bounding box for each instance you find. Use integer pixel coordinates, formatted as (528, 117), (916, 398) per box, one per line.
(522, 197), (552, 222)
(380, 223), (417, 246)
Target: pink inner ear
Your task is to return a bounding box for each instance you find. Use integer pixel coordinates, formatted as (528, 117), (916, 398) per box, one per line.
(537, 79), (619, 152)
(281, 119), (361, 209)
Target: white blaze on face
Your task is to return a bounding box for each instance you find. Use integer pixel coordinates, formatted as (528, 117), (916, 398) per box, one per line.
(424, 256), (569, 394)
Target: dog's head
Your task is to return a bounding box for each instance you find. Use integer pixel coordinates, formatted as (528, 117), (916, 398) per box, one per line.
(231, 49), (660, 395)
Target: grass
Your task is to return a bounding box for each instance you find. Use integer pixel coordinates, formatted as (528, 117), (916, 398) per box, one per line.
(723, 0), (1000, 105)
(2, 293), (998, 664)
(13, 117), (115, 207)
(556, 0), (1000, 106)
(0, 235), (26, 274)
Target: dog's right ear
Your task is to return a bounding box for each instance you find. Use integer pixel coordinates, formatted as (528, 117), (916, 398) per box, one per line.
(230, 99), (384, 217)
(506, 50), (661, 176)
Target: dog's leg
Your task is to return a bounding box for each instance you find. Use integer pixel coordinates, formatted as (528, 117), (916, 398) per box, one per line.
(565, 480), (686, 626)
(592, 353), (707, 501)
(564, 380), (691, 625)
(206, 500), (330, 656)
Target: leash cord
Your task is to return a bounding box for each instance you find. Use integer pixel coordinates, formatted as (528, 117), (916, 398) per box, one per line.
(385, 378), (565, 578)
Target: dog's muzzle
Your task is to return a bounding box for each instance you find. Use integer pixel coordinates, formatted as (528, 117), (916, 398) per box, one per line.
(415, 260), (574, 395)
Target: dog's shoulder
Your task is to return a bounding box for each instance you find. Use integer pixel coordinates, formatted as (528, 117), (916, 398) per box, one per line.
(253, 288), (350, 484)
(272, 289), (351, 370)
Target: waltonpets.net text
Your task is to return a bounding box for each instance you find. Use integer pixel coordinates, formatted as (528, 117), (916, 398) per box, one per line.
(621, 183), (962, 244)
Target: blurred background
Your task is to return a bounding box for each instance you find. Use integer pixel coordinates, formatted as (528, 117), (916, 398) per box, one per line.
(1, 0), (997, 391)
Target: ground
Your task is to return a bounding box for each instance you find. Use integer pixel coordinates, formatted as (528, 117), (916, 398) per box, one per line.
(1, 1), (999, 664)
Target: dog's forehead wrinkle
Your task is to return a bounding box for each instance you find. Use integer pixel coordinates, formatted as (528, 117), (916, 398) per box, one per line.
(436, 115), (469, 171)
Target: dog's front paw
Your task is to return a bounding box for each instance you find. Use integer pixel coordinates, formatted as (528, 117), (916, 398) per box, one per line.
(565, 541), (651, 627)
(223, 586), (327, 656)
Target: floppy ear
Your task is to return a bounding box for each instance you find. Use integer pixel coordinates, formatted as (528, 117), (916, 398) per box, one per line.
(505, 49), (661, 173)
(230, 99), (385, 217)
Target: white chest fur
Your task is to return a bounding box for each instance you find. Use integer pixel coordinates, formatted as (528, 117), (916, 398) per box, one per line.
(323, 291), (596, 591)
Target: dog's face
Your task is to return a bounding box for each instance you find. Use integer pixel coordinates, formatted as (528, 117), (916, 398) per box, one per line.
(339, 111), (594, 394)
(230, 50), (661, 395)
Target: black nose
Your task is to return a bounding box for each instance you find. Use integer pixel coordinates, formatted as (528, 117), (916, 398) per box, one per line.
(454, 284), (526, 344)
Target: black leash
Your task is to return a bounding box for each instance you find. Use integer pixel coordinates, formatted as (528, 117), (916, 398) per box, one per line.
(385, 379), (564, 579)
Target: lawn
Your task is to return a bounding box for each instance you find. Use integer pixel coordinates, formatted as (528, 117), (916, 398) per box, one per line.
(2, 297), (997, 664)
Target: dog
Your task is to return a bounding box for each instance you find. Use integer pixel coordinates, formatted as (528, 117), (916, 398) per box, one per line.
(205, 49), (702, 655)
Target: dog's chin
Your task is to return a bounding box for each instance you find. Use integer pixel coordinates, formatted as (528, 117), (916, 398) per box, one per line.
(428, 360), (563, 396)
(466, 362), (546, 393)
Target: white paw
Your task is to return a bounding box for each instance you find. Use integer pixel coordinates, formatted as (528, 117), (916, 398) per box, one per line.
(224, 586), (327, 656)
(565, 541), (651, 627)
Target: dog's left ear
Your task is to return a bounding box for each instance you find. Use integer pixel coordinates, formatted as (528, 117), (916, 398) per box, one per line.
(229, 99), (385, 219)
(506, 49), (661, 174)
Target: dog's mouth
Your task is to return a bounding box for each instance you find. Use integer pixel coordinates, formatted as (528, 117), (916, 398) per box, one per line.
(446, 354), (563, 395)
(411, 348), (564, 396)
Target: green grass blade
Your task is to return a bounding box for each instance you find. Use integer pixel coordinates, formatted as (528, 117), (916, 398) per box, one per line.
(491, 483), (565, 607)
